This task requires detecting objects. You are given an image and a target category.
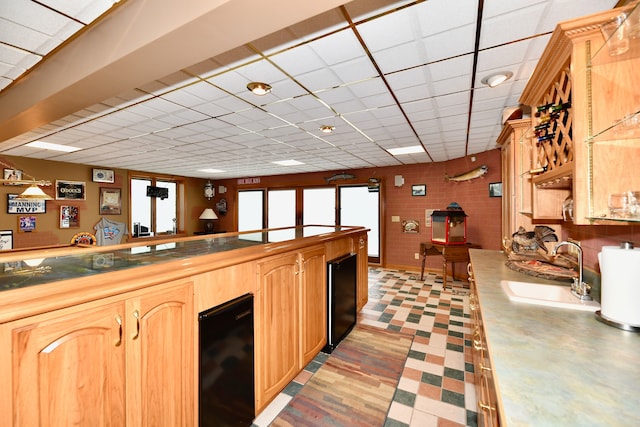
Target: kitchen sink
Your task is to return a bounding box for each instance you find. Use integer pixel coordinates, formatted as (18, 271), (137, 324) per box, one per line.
(501, 280), (601, 311)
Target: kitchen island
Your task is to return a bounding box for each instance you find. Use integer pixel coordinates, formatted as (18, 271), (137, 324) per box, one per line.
(0, 225), (368, 426)
(470, 249), (640, 426)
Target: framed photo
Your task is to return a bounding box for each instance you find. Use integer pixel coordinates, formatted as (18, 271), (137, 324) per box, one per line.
(3, 168), (22, 185)
(92, 168), (115, 183)
(402, 219), (420, 233)
(0, 230), (12, 250)
(56, 180), (86, 200)
(18, 216), (36, 232)
(100, 187), (122, 215)
(489, 182), (503, 198)
(412, 184), (426, 196)
(7, 194), (46, 214)
(60, 205), (80, 228)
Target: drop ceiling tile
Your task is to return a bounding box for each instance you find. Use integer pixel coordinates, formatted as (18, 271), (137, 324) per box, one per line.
(269, 44), (328, 77)
(479, 3), (547, 49)
(307, 28), (366, 66)
(416, 0), (479, 36)
(329, 56), (378, 84)
(41, 0), (117, 23)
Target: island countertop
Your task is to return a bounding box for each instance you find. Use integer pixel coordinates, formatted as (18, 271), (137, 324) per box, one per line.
(0, 225), (367, 323)
(470, 249), (640, 426)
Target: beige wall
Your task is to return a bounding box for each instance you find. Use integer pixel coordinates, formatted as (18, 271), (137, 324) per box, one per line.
(1, 155), (209, 249)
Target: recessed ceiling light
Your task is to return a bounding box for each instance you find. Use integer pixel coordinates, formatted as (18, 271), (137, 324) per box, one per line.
(319, 125), (335, 134)
(247, 82), (272, 95)
(481, 71), (513, 88)
(25, 141), (81, 152)
(387, 145), (425, 156)
(198, 168), (225, 173)
(273, 159), (304, 166)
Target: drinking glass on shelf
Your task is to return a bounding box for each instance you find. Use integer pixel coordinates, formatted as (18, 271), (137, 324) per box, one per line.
(608, 193), (631, 218)
(629, 191), (640, 217)
(600, 13), (630, 56)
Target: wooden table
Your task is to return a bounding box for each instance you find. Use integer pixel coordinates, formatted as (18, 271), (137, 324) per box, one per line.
(420, 242), (480, 289)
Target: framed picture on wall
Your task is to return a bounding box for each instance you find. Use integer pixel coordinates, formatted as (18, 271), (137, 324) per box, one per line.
(18, 216), (36, 232)
(60, 205), (80, 228)
(100, 187), (121, 215)
(7, 194), (46, 214)
(3, 169), (22, 185)
(412, 184), (426, 196)
(0, 230), (12, 250)
(56, 180), (86, 200)
(489, 182), (503, 197)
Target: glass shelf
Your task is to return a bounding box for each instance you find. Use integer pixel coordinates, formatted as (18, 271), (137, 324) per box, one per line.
(587, 216), (640, 223)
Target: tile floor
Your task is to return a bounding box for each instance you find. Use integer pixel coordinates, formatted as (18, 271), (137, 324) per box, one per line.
(253, 267), (477, 427)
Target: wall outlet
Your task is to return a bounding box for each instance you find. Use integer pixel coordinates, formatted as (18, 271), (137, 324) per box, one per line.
(567, 238), (581, 256)
(414, 252), (420, 260)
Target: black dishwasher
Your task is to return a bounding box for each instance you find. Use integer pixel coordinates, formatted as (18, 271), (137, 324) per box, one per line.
(199, 294), (254, 427)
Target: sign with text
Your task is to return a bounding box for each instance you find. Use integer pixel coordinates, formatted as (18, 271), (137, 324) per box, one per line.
(56, 180), (86, 200)
(7, 194), (46, 214)
(237, 177), (261, 185)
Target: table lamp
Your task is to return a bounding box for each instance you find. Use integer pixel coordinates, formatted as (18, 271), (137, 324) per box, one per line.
(199, 208), (218, 233)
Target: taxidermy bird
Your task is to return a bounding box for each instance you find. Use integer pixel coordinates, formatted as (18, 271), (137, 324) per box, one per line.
(511, 226), (558, 254)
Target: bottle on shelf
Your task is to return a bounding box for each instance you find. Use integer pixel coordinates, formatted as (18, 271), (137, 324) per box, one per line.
(529, 165), (548, 175)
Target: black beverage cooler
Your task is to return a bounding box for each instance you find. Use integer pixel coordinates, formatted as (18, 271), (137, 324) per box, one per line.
(323, 253), (357, 353)
(199, 294), (254, 426)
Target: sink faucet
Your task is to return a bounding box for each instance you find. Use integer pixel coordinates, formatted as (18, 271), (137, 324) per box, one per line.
(551, 241), (592, 301)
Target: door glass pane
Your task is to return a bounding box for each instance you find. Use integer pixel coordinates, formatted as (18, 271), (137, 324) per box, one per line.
(303, 187), (335, 225)
(131, 178), (151, 237)
(156, 181), (177, 233)
(238, 190), (263, 232)
(340, 186), (379, 258)
(268, 189), (296, 229)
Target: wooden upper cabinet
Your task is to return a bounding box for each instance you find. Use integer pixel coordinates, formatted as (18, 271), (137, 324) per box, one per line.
(520, 4), (640, 225)
(497, 119), (536, 245)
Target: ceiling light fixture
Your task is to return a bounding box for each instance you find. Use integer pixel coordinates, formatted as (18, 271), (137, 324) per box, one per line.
(387, 145), (425, 156)
(25, 140), (81, 152)
(247, 82), (272, 95)
(273, 159), (304, 166)
(481, 71), (513, 88)
(319, 125), (335, 134)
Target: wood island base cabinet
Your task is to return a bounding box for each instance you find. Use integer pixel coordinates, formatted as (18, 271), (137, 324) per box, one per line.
(0, 226), (368, 425)
(1, 280), (194, 427)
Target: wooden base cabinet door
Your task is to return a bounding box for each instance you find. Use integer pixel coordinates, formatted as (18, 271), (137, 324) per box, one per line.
(356, 234), (368, 312)
(300, 246), (326, 367)
(126, 281), (194, 427)
(9, 301), (127, 427)
(256, 253), (300, 411)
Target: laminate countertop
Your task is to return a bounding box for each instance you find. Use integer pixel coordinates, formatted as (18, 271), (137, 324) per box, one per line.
(469, 249), (640, 426)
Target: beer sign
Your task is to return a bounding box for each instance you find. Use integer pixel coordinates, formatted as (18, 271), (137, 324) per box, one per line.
(55, 180), (86, 200)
